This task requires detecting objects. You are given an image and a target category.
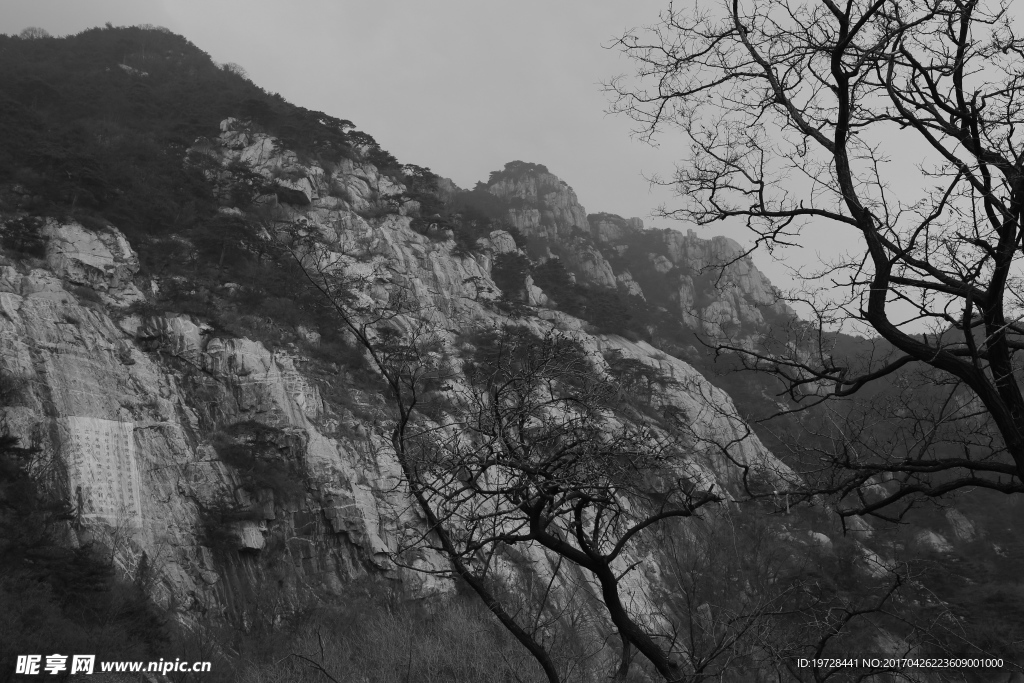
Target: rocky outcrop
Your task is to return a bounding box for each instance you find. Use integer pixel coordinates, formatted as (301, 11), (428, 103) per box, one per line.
(597, 222), (795, 344)
(42, 219), (145, 306)
(480, 229), (518, 255)
(589, 334), (795, 492)
(616, 271), (645, 300)
(487, 167), (620, 289)
(661, 230), (788, 337)
(575, 244), (617, 287)
(489, 172), (589, 240)
(590, 213), (643, 243)
(484, 166), (792, 350)
(203, 117), (405, 214)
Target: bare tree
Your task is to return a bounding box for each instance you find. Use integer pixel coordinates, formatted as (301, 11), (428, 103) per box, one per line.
(273, 212), (1000, 679)
(221, 62), (249, 80)
(280, 224), (744, 680)
(281, 226), (564, 683)
(18, 27), (51, 40)
(407, 324), (725, 681)
(608, 0), (1024, 511)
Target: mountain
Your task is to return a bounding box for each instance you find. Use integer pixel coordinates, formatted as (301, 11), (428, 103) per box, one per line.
(485, 160), (792, 351)
(0, 25), (1020, 681)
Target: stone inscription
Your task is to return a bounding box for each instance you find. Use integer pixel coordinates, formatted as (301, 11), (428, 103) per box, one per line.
(64, 417), (142, 525)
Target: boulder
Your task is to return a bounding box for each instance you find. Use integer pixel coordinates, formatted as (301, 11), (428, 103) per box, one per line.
(234, 520), (267, 550)
(487, 230), (518, 254)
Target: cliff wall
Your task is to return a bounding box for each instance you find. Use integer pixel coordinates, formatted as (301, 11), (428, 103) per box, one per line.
(0, 122), (797, 630)
(484, 166), (793, 349)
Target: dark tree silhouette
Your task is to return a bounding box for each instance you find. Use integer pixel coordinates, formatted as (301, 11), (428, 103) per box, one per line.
(609, 0), (1024, 512)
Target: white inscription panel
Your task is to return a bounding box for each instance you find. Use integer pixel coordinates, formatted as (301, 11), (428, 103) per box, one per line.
(65, 417), (142, 525)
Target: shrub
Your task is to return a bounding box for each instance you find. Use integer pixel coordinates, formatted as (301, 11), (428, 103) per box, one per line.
(211, 422), (306, 501)
(355, 193), (399, 221)
(532, 258), (639, 335)
(303, 338), (369, 373)
(233, 584), (549, 683)
(506, 225), (528, 248)
(603, 349), (676, 405)
(487, 160), (550, 184)
(441, 186), (517, 256)
(69, 283), (104, 304)
(450, 224), (484, 256)
(490, 252), (530, 301)
(0, 369), (29, 406)
(1, 216), (47, 258)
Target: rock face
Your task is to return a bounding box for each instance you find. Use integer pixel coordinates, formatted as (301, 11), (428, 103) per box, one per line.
(590, 214), (644, 244)
(483, 167), (792, 349)
(0, 263), (437, 613)
(488, 168), (619, 288)
(0, 124), (798, 640)
(42, 219), (145, 306)
(660, 230), (791, 341)
(489, 170), (589, 241)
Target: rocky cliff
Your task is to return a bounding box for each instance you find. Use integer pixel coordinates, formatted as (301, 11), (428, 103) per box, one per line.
(0, 121), (803, 636)
(482, 163), (793, 351)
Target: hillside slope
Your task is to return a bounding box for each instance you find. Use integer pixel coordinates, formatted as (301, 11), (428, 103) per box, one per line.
(1, 25), (1019, 681)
